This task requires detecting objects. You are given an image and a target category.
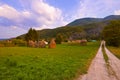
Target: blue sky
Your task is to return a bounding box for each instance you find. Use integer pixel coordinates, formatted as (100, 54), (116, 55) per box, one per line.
(0, 0), (120, 38)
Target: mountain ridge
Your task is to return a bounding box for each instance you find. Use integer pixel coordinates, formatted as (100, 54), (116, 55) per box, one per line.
(17, 15), (120, 40)
(66, 15), (120, 26)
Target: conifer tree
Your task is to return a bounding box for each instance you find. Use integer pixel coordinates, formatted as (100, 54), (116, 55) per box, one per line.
(25, 28), (38, 41)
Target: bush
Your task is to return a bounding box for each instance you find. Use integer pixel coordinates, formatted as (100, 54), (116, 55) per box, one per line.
(55, 33), (64, 44)
(0, 39), (27, 47)
(0, 43), (4, 47)
(12, 39), (27, 46)
(0, 41), (15, 47)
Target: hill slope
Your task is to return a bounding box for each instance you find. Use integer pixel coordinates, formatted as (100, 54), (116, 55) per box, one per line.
(67, 15), (120, 26)
(17, 15), (120, 40)
(66, 18), (102, 26)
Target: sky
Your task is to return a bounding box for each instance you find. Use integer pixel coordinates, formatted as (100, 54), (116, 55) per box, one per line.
(0, 0), (120, 38)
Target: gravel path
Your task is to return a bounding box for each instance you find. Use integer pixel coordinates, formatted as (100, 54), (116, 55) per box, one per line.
(76, 41), (120, 80)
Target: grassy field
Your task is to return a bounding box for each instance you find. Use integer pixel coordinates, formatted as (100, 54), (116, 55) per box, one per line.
(0, 42), (99, 80)
(108, 47), (120, 59)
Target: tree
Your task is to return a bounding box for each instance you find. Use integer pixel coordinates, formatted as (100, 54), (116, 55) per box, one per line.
(55, 33), (64, 44)
(32, 29), (38, 41)
(102, 20), (120, 47)
(25, 28), (38, 42)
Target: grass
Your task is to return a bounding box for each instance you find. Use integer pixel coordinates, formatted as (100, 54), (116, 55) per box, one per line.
(0, 42), (99, 80)
(108, 46), (120, 59)
(102, 45), (108, 63)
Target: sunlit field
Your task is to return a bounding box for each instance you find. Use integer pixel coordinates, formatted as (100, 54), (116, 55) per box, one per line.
(0, 42), (99, 80)
(108, 47), (120, 59)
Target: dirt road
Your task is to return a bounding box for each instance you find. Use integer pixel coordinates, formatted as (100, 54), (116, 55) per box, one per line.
(104, 46), (120, 80)
(76, 41), (120, 80)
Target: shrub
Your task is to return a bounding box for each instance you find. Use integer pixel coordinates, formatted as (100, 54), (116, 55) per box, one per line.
(0, 41), (15, 47)
(12, 39), (27, 46)
(0, 43), (4, 47)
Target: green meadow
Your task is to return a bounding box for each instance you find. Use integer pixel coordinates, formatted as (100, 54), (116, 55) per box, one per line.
(0, 42), (99, 80)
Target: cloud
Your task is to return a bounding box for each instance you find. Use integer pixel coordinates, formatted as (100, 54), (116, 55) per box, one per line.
(22, 11), (32, 18)
(73, 0), (106, 19)
(73, 0), (120, 19)
(32, 0), (61, 21)
(0, 4), (33, 27)
(114, 10), (120, 15)
(0, 0), (67, 29)
(30, 0), (67, 29)
(1, 0), (119, 38)
(0, 0), (67, 38)
(0, 4), (21, 22)
(19, 0), (67, 29)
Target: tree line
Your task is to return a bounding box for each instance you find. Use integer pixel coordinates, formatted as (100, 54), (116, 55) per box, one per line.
(102, 20), (120, 47)
(24, 20), (120, 47)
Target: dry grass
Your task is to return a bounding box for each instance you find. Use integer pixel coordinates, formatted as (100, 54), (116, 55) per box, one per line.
(108, 47), (120, 59)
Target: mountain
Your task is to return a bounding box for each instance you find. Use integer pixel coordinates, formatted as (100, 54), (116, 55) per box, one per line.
(17, 15), (120, 40)
(63, 15), (120, 40)
(0, 38), (10, 41)
(67, 15), (120, 26)
(67, 18), (102, 26)
(103, 15), (120, 21)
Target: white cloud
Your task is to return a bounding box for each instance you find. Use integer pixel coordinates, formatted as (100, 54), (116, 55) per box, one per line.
(22, 11), (32, 18)
(0, 0), (67, 29)
(32, 25), (49, 30)
(114, 10), (120, 15)
(74, 0), (105, 19)
(19, 0), (68, 29)
(73, 0), (120, 19)
(0, 4), (33, 24)
(0, 4), (20, 21)
(0, 0), (68, 38)
(31, 0), (66, 27)
(11, 26), (17, 29)
(19, 0), (67, 28)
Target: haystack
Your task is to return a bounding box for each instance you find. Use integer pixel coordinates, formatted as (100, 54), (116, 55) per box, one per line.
(49, 38), (56, 48)
(80, 39), (87, 46)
